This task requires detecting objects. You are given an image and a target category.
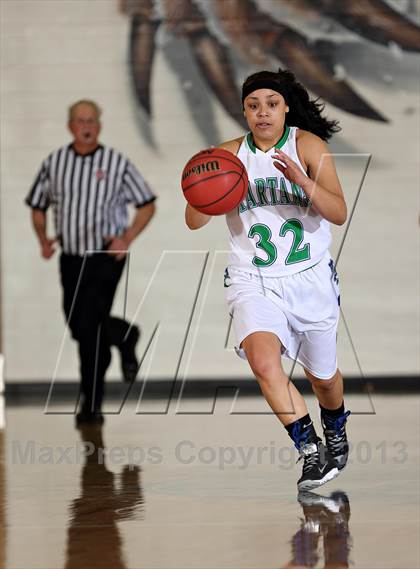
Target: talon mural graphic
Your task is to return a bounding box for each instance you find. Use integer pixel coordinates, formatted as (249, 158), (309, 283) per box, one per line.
(120, 0), (420, 143)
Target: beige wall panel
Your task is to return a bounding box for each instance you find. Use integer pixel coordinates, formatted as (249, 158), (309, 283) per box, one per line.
(1, 1), (418, 381)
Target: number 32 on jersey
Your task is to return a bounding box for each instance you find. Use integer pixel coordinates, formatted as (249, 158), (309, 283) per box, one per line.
(248, 218), (311, 267)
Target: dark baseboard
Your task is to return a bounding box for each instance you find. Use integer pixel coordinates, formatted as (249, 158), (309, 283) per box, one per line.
(4, 375), (419, 406)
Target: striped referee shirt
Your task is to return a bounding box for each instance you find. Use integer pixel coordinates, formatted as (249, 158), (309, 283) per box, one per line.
(25, 144), (156, 256)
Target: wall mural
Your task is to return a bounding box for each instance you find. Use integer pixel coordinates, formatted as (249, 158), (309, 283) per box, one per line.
(120, 0), (419, 146)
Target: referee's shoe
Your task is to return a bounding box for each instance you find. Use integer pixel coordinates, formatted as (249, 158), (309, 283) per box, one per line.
(119, 325), (140, 383)
(75, 405), (104, 428)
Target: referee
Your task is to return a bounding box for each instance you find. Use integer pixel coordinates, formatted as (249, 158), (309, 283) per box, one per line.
(26, 99), (156, 426)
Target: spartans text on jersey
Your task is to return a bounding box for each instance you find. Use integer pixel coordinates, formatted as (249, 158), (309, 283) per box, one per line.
(238, 177), (311, 214)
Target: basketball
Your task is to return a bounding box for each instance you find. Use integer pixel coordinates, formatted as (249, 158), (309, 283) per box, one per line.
(181, 148), (248, 215)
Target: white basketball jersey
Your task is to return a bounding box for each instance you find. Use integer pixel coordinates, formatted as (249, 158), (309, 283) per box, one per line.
(226, 126), (331, 277)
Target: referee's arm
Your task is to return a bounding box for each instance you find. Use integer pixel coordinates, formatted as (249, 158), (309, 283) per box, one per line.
(25, 158), (57, 260)
(107, 160), (156, 259)
(30, 210), (57, 259)
(121, 159), (156, 246)
(123, 201), (155, 246)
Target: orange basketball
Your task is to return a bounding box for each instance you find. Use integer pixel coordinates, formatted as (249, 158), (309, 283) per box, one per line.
(181, 148), (248, 215)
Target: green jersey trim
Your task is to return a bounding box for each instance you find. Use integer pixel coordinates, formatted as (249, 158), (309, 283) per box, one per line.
(246, 125), (291, 154)
(275, 125), (290, 149)
(246, 132), (256, 153)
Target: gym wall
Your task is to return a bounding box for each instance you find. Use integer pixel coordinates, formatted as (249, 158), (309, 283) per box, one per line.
(1, 0), (419, 383)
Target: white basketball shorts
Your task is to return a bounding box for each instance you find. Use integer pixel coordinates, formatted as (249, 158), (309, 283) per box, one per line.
(224, 253), (340, 380)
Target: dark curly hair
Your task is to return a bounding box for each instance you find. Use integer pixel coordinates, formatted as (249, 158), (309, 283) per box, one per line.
(242, 68), (340, 141)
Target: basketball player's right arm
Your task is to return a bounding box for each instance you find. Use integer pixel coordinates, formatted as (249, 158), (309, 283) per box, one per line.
(185, 204), (211, 230)
(185, 138), (242, 230)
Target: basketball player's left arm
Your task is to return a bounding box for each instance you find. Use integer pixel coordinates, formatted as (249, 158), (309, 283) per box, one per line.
(272, 131), (347, 226)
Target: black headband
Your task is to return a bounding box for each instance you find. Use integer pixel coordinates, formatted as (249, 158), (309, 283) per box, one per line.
(242, 79), (288, 105)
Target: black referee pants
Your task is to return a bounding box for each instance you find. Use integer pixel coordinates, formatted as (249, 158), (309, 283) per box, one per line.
(59, 252), (131, 411)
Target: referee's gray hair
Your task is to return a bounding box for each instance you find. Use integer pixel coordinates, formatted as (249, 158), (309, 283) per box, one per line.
(68, 100), (102, 121)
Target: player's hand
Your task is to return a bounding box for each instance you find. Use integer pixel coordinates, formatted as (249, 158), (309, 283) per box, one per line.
(106, 236), (129, 261)
(272, 149), (311, 188)
(41, 238), (57, 260)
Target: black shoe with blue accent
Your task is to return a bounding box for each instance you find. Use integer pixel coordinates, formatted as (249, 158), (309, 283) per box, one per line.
(321, 410), (351, 471)
(297, 438), (339, 492)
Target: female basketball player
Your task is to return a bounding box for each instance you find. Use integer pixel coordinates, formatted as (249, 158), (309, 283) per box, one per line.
(185, 69), (350, 491)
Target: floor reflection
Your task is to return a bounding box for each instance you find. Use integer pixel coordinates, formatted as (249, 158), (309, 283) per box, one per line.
(283, 491), (352, 569)
(0, 425), (5, 569)
(65, 425), (144, 569)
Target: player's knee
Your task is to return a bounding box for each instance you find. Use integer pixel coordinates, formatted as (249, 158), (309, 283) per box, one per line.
(315, 377), (336, 392)
(256, 371), (285, 392)
(248, 355), (285, 386)
(249, 355), (272, 379)
(305, 368), (339, 391)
